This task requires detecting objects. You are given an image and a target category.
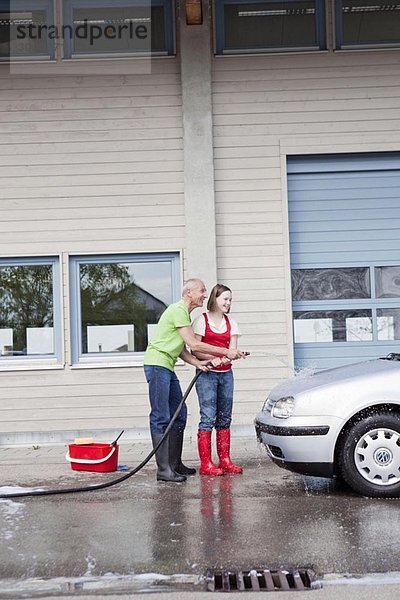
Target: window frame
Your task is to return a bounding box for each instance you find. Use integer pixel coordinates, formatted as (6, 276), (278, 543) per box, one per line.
(69, 252), (180, 367)
(62, 0), (174, 59)
(214, 0), (326, 55)
(0, 0), (55, 60)
(0, 256), (62, 369)
(335, 0), (400, 50)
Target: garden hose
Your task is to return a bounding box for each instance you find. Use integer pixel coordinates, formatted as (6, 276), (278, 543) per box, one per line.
(0, 367), (205, 500)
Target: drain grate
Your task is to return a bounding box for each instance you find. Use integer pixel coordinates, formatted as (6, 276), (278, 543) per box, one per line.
(206, 568), (314, 592)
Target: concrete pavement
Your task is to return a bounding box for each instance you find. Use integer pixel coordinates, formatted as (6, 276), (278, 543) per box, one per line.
(34, 585), (400, 600)
(0, 434), (258, 486)
(1, 436), (400, 599)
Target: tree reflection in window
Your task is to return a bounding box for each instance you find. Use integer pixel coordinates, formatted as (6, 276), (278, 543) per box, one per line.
(0, 265), (54, 355)
(80, 263), (167, 353)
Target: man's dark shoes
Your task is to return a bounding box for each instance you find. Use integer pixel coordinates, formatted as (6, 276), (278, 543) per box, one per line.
(151, 432), (186, 482)
(169, 429), (196, 476)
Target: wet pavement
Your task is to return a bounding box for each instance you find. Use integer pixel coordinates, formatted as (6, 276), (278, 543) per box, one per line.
(1, 437), (400, 597)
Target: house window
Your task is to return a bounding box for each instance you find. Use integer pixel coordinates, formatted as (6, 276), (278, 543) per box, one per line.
(69, 253), (180, 364)
(63, 0), (173, 58)
(0, 0), (54, 59)
(292, 265), (400, 344)
(0, 258), (61, 362)
(335, 0), (400, 49)
(215, 0), (326, 54)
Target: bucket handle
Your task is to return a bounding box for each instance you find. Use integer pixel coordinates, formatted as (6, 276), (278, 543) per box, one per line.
(65, 446), (116, 465)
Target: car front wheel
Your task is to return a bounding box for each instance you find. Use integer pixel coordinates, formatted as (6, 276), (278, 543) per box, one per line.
(338, 412), (400, 497)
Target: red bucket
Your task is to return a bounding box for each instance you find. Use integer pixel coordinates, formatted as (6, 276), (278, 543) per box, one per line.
(66, 443), (119, 472)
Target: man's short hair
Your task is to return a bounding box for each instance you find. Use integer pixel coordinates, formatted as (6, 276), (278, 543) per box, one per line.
(182, 278), (204, 296)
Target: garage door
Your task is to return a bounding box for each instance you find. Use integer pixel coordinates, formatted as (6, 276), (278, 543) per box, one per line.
(287, 153), (400, 370)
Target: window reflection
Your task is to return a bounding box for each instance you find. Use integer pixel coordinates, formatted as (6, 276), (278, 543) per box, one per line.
(294, 310), (372, 343)
(223, 0), (322, 51)
(375, 266), (400, 298)
(0, 264), (54, 356)
(294, 317), (332, 342)
(79, 261), (169, 354)
(377, 309), (400, 340)
(87, 324), (135, 352)
(71, 6), (162, 55)
(292, 267), (370, 301)
(340, 0), (400, 47)
(345, 317), (372, 341)
(0, 7), (52, 58)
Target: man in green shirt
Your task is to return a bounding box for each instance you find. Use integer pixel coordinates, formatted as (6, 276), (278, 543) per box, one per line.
(144, 278), (245, 482)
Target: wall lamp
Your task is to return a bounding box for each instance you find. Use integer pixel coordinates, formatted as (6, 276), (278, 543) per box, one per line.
(185, 0), (203, 25)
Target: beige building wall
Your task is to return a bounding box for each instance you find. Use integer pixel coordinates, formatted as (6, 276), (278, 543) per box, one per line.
(2, 45), (400, 442)
(212, 49), (400, 426)
(0, 59), (189, 442)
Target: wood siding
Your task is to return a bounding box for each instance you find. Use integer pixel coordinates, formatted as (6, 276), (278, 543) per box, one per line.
(2, 47), (400, 439)
(212, 50), (400, 425)
(0, 59), (185, 438)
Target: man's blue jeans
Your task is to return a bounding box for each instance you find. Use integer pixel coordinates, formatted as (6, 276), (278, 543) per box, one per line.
(144, 365), (187, 434)
(195, 369), (234, 431)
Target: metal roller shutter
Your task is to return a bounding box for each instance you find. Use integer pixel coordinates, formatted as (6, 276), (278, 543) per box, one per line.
(287, 153), (400, 370)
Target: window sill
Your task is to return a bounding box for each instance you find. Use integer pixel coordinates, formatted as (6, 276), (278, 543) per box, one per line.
(2, 54), (175, 75)
(66, 51), (171, 60)
(0, 361), (64, 372)
(70, 351), (144, 367)
(0, 56), (54, 62)
(0, 53), (174, 65)
(216, 48), (329, 57)
(70, 360), (144, 369)
(334, 46), (400, 53)
(69, 357), (187, 369)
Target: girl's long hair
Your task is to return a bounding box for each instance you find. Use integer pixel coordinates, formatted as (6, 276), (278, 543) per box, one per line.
(207, 284), (232, 312)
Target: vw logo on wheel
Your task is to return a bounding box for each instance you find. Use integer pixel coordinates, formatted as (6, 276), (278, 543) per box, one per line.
(374, 447), (393, 466)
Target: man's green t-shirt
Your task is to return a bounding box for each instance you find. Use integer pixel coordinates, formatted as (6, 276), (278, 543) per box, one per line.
(144, 299), (191, 371)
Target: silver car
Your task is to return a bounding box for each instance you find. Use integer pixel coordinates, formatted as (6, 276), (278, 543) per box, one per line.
(255, 353), (400, 498)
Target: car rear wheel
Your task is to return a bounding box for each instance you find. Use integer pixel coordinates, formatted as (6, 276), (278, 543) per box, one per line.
(338, 412), (400, 497)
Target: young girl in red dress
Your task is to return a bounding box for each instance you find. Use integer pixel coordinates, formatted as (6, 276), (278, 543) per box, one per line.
(192, 284), (243, 476)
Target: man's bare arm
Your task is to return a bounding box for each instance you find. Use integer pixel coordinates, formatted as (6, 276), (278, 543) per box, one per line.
(178, 326), (245, 361)
(191, 334), (214, 361)
(179, 347), (214, 371)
